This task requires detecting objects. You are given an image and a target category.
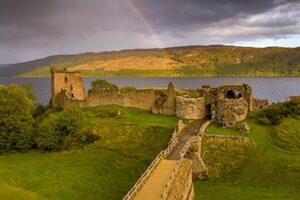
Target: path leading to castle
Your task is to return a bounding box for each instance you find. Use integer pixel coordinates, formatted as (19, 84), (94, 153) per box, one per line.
(131, 119), (205, 200)
(132, 159), (177, 200)
(167, 119), (205, 160)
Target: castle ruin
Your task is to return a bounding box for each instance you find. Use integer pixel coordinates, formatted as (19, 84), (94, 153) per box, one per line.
(50, 66), (269, 127)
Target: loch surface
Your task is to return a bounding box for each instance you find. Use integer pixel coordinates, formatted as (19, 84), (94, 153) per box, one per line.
(0, 77), (300, 104)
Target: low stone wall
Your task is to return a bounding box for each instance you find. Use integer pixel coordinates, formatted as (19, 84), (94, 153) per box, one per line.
(175, 96), (206, 119)
(162, 159), (193, 200)
(253, 98), (269, 109)
(203, 134), (254, 144)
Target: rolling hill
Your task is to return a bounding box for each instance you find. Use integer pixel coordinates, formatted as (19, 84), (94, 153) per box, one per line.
(1, 45), (300, 77)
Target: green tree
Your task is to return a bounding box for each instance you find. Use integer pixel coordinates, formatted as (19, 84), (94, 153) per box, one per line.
(90, 79), (117, 90)
(0, 84), (34, 152)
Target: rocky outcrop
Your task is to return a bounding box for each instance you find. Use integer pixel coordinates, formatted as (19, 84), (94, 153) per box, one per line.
(239, 122), (250, 134)
(216, 98), (248, 128)
(175, 96), (206, 119)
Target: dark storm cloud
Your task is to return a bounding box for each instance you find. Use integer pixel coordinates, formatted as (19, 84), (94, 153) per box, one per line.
(0, 0), (299, 63)
(132, 0), (296, 30)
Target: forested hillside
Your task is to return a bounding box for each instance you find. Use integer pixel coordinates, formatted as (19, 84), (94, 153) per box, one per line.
(1, 45), (300, 77)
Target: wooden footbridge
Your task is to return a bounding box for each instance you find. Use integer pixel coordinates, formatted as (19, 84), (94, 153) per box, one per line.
(123, 119), (212, 200)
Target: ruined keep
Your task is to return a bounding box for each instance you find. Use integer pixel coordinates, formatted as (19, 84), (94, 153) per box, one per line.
(50, 67), (268, 126)
(50, 66), (86, 107)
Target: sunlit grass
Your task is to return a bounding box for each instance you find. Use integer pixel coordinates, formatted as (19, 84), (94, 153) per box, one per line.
(0, 105), (178, 200)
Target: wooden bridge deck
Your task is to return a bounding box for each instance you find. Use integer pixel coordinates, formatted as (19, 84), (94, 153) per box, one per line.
(133, 159), (177, 200)
(126, 119), (207, 200)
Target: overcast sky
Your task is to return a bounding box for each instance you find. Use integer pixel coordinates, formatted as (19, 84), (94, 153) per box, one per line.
(0, 0), (300, 63)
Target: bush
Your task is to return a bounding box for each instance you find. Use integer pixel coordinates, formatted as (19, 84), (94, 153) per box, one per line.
(91, 79), (117, 90)
(119, 86), (136, 94)
(35, 115), (63, 151)
(33, 104), (48, 118)
(256, 100), (300, 125)
(35, 109), (100, 151)
(0, 84), (34, 152)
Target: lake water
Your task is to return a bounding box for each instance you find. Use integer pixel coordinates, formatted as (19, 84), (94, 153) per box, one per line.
(0, 77), (300, 104)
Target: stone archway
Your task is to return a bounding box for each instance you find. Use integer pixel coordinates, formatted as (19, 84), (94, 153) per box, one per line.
(205, 103), (216, 119)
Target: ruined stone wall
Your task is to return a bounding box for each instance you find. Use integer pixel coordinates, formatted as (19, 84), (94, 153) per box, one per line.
(216, 98), (248, 128)
(57, 88), (158, 111)
(175, 96), (207, 119)
(85, 89), (121, 107)
(56, 91), (87, 108)
(122, 89), (157, 111)
(203, 134), (254, 144)
(165, 159), (194, 200)
(253, 98), (269, 109)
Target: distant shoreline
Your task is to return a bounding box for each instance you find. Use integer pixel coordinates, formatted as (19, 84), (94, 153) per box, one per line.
(16, 74), (300, 78)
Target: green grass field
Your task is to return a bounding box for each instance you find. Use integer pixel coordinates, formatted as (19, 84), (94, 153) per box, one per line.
(0, 105), (178, 200)
(195, 118), (300, 200)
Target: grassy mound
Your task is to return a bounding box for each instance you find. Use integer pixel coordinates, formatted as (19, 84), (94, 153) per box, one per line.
(195, 118), (300, 200)
(272, 118), (300, 152)
(202, 139), (255, 179)
(0, 181), (41, 200)
(0, 105), (178, 200)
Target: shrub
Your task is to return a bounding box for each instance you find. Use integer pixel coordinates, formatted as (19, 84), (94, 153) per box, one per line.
(35, 115), (63, 151)
(35, 109), (100, 151)
(91, 79), (117, 90)
(119, 86), (136, 94)
(189, 90), (200, 98)
(33, 104), (48, 118)
(256, 100), (300, 125)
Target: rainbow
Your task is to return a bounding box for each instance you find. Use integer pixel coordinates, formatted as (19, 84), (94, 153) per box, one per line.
(125, 0), (170, 58)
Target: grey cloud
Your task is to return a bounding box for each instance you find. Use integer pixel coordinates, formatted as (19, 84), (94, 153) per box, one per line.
(0, 0), (300, 63)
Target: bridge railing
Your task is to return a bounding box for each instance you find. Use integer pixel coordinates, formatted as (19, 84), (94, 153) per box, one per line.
(180, 120), (213, 158)
(179, 136), (199, 158)
(123, 120), (184, 200)
(123, 120), (213, 200)
(163, 138), (178, 158)
(122, 151), (164, 200)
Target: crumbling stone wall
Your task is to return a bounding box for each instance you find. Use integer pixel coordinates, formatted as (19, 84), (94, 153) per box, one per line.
(216, 98), (248, 128)
(253, 98), (269, 109)
(165, 159), (194, 200)
(50, 66), (269, 121)
(175, 96), (206, 119)
(186, 137), (208, 180)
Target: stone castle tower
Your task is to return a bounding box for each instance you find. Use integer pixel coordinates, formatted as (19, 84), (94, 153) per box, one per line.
(50, 66), (86, 107)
